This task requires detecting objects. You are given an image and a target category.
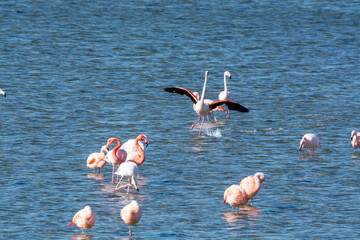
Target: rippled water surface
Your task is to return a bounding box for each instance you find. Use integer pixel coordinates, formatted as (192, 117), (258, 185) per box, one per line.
(1, 0), (359, 239)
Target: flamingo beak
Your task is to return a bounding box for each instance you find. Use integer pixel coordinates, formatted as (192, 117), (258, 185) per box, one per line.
(229, 75), (231, 80)
(67, 221), (74, 226)
(145, 139), (149, 148)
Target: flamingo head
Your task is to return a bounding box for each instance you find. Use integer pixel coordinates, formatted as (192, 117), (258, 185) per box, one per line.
(106, 137), (119, 148)
(138, 135), (149, 148)
(193, 91), (200, 100)
(255, 172), (265, 182)
(205, 71), (209, 77)
(299, 137), (307, 151)
(224, 71), (231, 80)
(131, 176), (139, 192)
(351, 130), (356, 142)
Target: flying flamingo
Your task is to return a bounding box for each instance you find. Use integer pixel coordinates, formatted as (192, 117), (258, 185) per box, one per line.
(68, 206), (96, 235)
(120, 200), (142, 237)
(114, 161), (139, 193)
(120, 135), (149, 166)
(351, 130), (360, 150)
(239, 172), (265, 206)
(218, 71), (234, 118)
(0, 89), (5, 98)
(193, 91), (225, 122)
(105, 137), (127, 183)
(86, 145), (108, 174)
(299, 133), (321, 154)
(164, 71), (249, 136)
(223, 184), (249, 213)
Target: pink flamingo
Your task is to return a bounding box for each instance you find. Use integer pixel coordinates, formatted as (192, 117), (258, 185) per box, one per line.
(104, 137), (127, 183)
(120, 200), (142, 237)
(68, 206), (96, 235)
(120, 135), (149, 166)
(239, 172), (265, 206)
(218, 71), (234, 118)
(351, 130), (360, 149)
(223, 184), (249, 212)
(164, 71), (249, 137)
(299, 133), (321, 154)
(86, 145), (108, 173)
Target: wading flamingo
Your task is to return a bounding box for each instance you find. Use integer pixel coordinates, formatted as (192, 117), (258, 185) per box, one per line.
(120, 200), (142, 237)
(120, 135), (149, 166)
(218, 71), (234, 118)
(105, 137), (127, 183)
(193, 91), (225, 122)
(68, 206), (96, 235)
(0, 89), (5, 98)
(86, 145), (108, 173)
(164, 71), (249, 136)
(351, 130), (360, 150)
(223, 184), (249, 213)
(299, 133), (321, 154)
(114, 161), (139, 193)
(239, 172), (265, 206)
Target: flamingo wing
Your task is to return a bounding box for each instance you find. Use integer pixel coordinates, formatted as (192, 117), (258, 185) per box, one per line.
(210, 100), (249, 113)
(164, 87), (198, 104)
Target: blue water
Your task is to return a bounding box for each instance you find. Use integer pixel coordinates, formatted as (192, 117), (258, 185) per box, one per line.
(1, 0), (359, 239)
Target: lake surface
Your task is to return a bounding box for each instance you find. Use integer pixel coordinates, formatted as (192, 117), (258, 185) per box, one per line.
(0, 0), (359, 239)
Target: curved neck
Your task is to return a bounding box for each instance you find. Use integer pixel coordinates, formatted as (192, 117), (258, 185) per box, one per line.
(200, 74), (208, 103)
(133, 137), (145, 166)
(224, 74), (228, 93)
(112, 138), (121, 159)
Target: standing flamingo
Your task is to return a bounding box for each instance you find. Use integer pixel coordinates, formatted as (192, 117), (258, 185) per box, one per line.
(223, 184), (249, 212)
(351, 130), (360, 150)
(68, 206), (96, 235)
(218, 71), (234, 118)
(120, 200), (142, 237)
(164, 71), (249, 136)
(299, 133), (321, 154)
(120, 135), (149, 166)
(0, 89), (5, 98)
(239, 172), (265, 206)
(86, 145), (108, 173)
(105, 137), (127, 183)
(114, 161), (139, 193)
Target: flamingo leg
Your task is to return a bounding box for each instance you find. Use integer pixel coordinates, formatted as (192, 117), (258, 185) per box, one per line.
(224, 106), (230, 118)
(198, 118), (205, 137)
(308, 148), (312, 154)
(231, 206), (234, 213)
(111, 164), (115, 183)
(81, 229), (84, 235)
(212, 113), (218, 122)
(250, 198), (253, 206)
(129, 225), (132, 236)
(190, 117), (201, 130)
(114, 176), (124, 190)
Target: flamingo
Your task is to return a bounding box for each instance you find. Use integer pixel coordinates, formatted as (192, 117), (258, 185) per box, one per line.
(193, 91), (226, 122)
(164, 71), (249, 136)
(299, 133), (321, 154)
(86, 145), (108, 174)
(351, 130), (360, 150)
(120, 200), (142, 237)
(223, 184), (249, 213)
(0, 89), (5, 98)
(104, 137), (127, 183)
(120, 135), (149, 166)
(114, 161), (139, 193)
(68, 206), (96, 235)
(114, 135), (148, 192)
(239, 172), (265, 206)
(218, 71), (234, 118)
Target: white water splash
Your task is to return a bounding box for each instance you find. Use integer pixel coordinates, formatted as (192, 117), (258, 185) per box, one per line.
(205, 128), (222, 137)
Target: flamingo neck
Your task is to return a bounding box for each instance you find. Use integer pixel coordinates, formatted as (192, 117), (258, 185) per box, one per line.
(200, 74), (208, 104)
(224, 74), (228, 93)
(112, 138), (121, 160)
(133, 137), (145, 166)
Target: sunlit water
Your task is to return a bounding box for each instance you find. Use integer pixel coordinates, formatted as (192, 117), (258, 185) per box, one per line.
(0, 0), (359, 239)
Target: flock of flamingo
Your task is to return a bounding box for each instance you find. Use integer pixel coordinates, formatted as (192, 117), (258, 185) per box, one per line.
(1, 72), (359, 237)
